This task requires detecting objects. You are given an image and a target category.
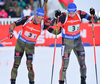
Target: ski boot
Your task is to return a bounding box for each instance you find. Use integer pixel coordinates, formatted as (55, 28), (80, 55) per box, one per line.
(11, 79), (15, 84)
(81, 76), (86, 84)
(59, 80), (64, 84)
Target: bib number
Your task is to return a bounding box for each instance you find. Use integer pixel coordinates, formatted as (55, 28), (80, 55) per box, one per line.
(24, 31), (37, 39)
(68, 24), (79, 32)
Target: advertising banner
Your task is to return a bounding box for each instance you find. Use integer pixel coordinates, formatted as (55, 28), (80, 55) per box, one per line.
(0, 23), (100, 47)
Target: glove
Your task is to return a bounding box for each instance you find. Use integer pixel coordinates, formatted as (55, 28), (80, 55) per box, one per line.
(90, 7), (95, 16)
(8, 29), (13, 39)
(55, 9), (61, 18)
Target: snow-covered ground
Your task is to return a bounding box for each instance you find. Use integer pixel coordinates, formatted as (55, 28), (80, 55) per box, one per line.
(0, 46), (100, 84)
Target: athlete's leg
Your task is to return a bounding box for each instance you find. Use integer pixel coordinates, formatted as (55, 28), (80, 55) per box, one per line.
(11, 39), (25, 84)
(73, 38), (86, 84)
(59, 44), (71, 81)
(59, 38), (74, 84)
(25, 43), (35, 83)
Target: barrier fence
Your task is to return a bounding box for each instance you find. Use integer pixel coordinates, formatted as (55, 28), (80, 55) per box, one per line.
(0, 18), (20, 25)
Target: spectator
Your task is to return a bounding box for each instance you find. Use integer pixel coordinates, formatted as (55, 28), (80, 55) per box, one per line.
(4, 0), (13, 14)
(8, 7), (17, 18)
(33, 0), (40, 14)
(29, 0), (34, 10)
(29, 4), (33, 11)
(21, 4), (33, 17)
(24, 0), (30, 4)
(0, 6), (1, 11)
(18, 0), (26, 10)
(0, 0), (5, 9)
(13, 1), (22, 17)
(0, 8), (8, 18)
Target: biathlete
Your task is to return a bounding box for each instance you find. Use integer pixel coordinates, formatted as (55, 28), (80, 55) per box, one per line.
(8, 8), (54, 84)
(47, 3), (97, 84)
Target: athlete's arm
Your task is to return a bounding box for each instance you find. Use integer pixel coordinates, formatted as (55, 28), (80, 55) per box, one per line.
(15, 16), (30, 26)
(78, 10), (98, 23)
(9, 16), (30, 30)
(44, 19), (61, 34)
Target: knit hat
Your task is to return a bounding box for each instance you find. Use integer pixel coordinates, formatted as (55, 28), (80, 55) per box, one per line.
(67, 3), (77, 12)
(36, 8), (45, 17)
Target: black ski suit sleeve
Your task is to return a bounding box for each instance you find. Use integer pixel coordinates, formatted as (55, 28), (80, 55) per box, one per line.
(14, 16), (30, 26)
(43, 12), (67, 35)
(78, 10), (98, 23)
(45, 12), (66, 34)
(43, 18), (61, 34)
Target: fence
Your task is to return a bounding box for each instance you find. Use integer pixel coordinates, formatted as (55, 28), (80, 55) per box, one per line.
(0, 18), (21, 25)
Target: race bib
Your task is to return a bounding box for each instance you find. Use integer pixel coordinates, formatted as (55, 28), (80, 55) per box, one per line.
(68, 24), (79, 32)
(24, 31), (37, 39)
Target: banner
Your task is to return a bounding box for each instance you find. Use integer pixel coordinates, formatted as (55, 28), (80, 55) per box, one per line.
(0, 23), (100, 47)
(80, 23), (100, 46)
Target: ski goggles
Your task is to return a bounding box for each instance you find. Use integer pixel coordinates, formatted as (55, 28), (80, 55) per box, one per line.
(36, 15), (44, 19)
(68, 11), (76, 14)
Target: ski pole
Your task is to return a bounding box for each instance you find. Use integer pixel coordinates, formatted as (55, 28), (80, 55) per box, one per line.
(68, 0), (69, 4)
(39, 0), (42, 8)
(91, 15), (98, 84)
(0, 37), (8, 42)
(42, 0), (48, 8)
(51, 16), (59, 84)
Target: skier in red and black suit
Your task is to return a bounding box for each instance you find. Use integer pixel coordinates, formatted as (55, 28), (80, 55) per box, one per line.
(47, 3), (97, 84)
(8, 8), (55, 84)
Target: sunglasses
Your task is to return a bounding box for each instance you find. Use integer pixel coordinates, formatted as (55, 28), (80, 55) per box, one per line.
(36, 15), (44, 19)
(68, 12), (76, 14)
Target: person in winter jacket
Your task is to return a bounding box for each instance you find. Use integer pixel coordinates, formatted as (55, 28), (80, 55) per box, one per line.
(0, 8), (8, 18)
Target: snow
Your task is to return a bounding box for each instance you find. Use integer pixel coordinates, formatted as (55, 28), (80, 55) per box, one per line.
(0, 46), (100, 84)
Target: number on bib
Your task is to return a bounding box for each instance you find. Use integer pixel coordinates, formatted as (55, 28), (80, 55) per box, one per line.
(24, 31), (37, 39)
(68, 24), (79, 32)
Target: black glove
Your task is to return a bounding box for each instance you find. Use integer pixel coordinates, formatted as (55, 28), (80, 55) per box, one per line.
(8, 29), (13, 39)
(55, 9), (61, 18)
(90, 7), (95, 16)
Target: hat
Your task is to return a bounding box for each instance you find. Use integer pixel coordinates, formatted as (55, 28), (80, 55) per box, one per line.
(36, 8), (45, 17)
(67, 3), (77, 12)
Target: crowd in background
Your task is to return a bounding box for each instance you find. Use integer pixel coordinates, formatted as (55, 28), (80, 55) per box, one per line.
(0, 0), (100, 22)
(0, 0), (42, 18)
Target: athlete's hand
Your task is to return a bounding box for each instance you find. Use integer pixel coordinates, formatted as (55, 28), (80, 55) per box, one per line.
(90, 7), (95, 16)
(8, 29), (13, 39)
(55, 9), (61, 18)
